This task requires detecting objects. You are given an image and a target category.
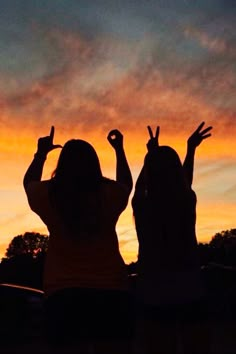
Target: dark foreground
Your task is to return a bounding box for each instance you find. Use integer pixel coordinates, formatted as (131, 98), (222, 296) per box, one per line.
(1, 264), (236, 353)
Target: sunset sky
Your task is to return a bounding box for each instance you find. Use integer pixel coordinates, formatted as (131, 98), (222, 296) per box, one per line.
(0, 0), (235, 263)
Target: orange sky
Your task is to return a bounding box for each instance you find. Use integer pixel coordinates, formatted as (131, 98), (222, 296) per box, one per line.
(0, 123), (236, 264)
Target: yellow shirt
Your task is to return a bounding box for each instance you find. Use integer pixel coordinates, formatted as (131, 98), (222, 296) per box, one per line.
(25, 179), (129, 296)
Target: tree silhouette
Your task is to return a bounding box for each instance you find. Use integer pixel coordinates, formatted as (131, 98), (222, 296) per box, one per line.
(210, 228), (236, 246)
(0, 232), (49, 289)
(5, 232), (48, 259)
(197, 242), (212, 266)
(209, 228), (236, 266)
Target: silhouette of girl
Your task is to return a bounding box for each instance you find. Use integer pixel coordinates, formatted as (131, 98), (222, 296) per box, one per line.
(132, 123), (212, 354)
(23, 127), (133, 353)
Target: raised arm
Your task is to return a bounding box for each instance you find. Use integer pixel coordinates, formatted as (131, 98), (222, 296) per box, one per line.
(133, 125), (160, 200)
(134, 166), (145, 193)
(183, 122), (212, 187)
(107, 129), (133, 194)
(23, 126), (62, 189)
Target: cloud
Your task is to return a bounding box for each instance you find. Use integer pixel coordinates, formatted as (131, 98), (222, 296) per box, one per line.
(196, 159), (236, 181)
(0, 14), (235, 141)
(223, 184), (236, 200)
(184, 27), (236, 58)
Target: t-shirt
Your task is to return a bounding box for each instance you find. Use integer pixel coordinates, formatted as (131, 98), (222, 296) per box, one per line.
(25, 179), (129, 296)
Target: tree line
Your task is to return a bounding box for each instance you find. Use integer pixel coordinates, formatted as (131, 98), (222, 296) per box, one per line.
(0, 232), (48, 289)
(1, 229), (236, 290)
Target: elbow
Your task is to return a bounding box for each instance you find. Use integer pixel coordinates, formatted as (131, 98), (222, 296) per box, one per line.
(23, 175), (30, 191)
(128, 181), (133, 195)
(23, 178), (27, 190)
(125, 180), (133, 196)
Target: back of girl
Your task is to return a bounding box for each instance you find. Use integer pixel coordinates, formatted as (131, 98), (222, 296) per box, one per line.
(132, 124), (212, 354)
(133, 144), (201, 306)
(24, 127), (133, 354)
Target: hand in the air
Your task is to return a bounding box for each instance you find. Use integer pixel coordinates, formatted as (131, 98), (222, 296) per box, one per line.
(146, 125), (160, 152)
(107, 129), (124, 151)
(188, 122), (212, 149)
(37, 126), (62, 155)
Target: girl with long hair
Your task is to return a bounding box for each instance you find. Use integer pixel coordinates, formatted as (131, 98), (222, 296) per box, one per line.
(24, 127), (133, 354)
(132, 123), (212, 354)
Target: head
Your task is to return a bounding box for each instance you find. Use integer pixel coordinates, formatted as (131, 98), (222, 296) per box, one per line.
(52, 139), (102, 182)
(50, 140), (103, 234)
(133, 147), (197, 258)
(144, 145), (188, 197)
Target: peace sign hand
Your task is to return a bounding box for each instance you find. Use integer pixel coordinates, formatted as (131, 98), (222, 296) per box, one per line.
(146, 125), (160, 152)
(188, 122), (212, 150)
(37, 126), (62, 156)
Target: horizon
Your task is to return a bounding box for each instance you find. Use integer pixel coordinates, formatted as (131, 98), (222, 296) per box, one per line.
(0, 0), (236, 263)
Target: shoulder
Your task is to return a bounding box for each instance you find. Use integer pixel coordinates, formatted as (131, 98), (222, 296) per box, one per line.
(189, 189), (197, 204)
(132, 187), (147, 212)
(102, 178), (129, 211)
(26, 180), (50, 196)
(183, 189), (197, 218)
(103, 178), (129, 195)
(25, 180), (51, 212)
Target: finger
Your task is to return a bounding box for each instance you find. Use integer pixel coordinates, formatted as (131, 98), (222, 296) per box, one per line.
(202, 134), (211, 140)
(196, 122), (205, 133)
(108, 129), (119, 137)
(107, 132), (115, 142)
(50, 126), (55, 141)
(200, 126), (213, 135)
(107, 132), (113, 141)
(52, 144), (63, 150)
(155, 126), (160, 139)
(147, 126), (153, 138)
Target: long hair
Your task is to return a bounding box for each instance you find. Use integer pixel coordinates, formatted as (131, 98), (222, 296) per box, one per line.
(49, 139), (104, 235)
(133, 146), (198, 270)
(132, 146), (195, 242)
(144, 146), (189, 206)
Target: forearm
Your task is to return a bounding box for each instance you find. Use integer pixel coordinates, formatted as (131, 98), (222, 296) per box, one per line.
(23, 152), (47, 189)
(132, 167), (146, 209)
(115, 147), (133, 193)
(135, 166), (146, 194)
(183, 145), (196, 187)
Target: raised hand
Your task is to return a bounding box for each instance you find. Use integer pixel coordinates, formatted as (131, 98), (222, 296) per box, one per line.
(146, 125), (160, 152)
(107, 129), (132, 192)
(188, 122), (212, 150)
(107, 129), (123, 151)
(37, 126), (62, 155)
(183, 122), (212, 187)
